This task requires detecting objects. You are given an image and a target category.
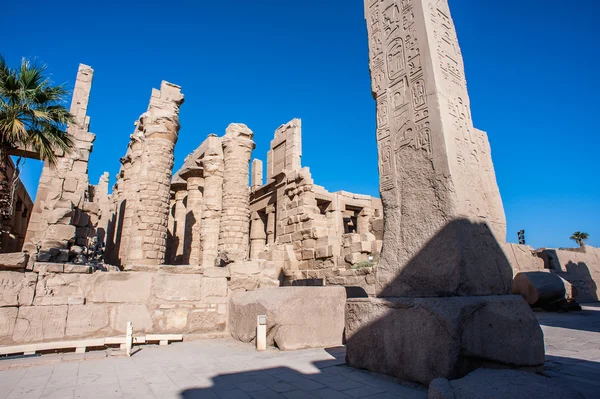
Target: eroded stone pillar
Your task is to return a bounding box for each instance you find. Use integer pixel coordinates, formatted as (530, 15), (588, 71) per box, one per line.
(24, 64), (96, 261)
(217, 124), (255, 263)
(250, 211), (266, 259)
(125, 82), (184, 267)
(251, 159), (263, 189)
(199, 136), (224, 267)
(182, 172), (203, 266)
(265, 204), (276, 245)
(171, 184), (187, 264)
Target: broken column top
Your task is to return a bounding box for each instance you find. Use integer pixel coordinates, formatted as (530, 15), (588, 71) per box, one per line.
(267, 118), (302, 180)
(138, 81), (184, 142)
(224, 123), (255, 145)
(69, 64), (94, 130)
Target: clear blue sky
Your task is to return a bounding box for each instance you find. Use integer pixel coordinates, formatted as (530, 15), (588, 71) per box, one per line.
(3, 0), (599, 249)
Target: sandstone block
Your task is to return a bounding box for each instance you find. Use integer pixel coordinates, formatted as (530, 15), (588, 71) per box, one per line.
(0, 307), (18, 341)
(152, 274), (203, 302)
(110, 304), (152, 333)
(229, 287), (346, 350)
(0, 272), (37, 307)
(0, 252), (29, 271)
(188, 310), (226, 333)
(87, 273), (152, 303)
(428, 369), (584, 399)
(63, 264), (93, 274)
(13, 305), (68, 343)
(66, 304), (110, 337)
(513, 271), (576, 308)
(34, 273), (87, 306)
(202, 277), (228, 299)
(47, 224), (76, 242)
(34, 262), (64, 273)
(345, 295), (544, 385)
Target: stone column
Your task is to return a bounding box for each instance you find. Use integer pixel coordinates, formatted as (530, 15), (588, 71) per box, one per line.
(217, 124), (255, 263)
(117, 139), (143, 266)
(23, 64), (96, 262)
(199, 136), (224, 268)
(265, 204), (276, 245)
(94, 172), (111, 244)
(171, 183), (187, 264)
(249, 211), (266, 259)
(181, 170), (204, 266)
(125, 82), (184, 267)
(251, 159), (263, 189)
(344, 0), (543, 385)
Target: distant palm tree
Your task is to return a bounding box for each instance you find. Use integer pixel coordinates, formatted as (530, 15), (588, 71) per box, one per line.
(0, 55), (74, 220)
(570, 231), (589, 247)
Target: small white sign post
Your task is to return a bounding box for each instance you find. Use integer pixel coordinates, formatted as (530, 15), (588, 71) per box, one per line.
(256, 315), (267, 351)
(126, 321), (133, 357)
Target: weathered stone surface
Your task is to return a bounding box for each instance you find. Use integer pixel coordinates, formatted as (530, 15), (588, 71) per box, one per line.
(428, 369), (584, 399)
(538, 246), (600, 302)
(66, 304), (110, 337)
(202, 277), (228, 299)
(152, 274), (203, 301)
(87, 272), (151, 303)
(345, 296), (544, 385)
(188, 310), (226, 333)
(34, 273), (87, 306)
(0, 271), (37, 307)
(13, 305), (68, 343)
(513, 271), (576, 307)
(229, 287), (346, 350)
(110, 304), (152, 333)
(0, 252), (29, 271)
(500, 243), (545, 274)
(365, 0), (507, 297)
(0, 307), (17, 340)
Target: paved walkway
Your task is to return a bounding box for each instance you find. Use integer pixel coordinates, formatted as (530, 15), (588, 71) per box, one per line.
(0, 305), (598, 399)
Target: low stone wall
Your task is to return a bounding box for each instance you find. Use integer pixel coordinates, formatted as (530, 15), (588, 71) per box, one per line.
(499, 242), (546, 274)
(0, 265), (228, 346)
(538, 246), (600, 302)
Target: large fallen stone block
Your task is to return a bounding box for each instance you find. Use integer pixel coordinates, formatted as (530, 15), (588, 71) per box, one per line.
(346, 295), (544, 385)
(0, 252), (29, 271)
(428, 368), (583, 399)
(513, 271), (578, 310)
(229, 287), (345, 350)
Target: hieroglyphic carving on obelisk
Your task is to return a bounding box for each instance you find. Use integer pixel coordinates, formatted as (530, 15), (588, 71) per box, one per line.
(366, 0), (508, 296)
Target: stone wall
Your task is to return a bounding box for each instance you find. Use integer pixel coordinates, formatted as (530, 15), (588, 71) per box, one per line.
(537, 246), (600, 302)
(0, 266), (228, 345)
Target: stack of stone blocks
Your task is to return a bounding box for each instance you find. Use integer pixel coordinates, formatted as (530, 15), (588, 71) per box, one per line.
(23, 65), (102, 262)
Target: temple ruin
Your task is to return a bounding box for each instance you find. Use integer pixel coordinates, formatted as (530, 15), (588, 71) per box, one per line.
(0, 1), (598, 393)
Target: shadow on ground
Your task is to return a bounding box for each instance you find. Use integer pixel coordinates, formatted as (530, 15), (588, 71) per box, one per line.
(179, 348), (425, 399)
(537, 305), (600, 333)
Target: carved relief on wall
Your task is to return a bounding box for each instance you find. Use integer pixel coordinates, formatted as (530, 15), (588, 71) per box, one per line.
(376, 95), (389, 129)
(429, 1), (464, 86)
(387, 38), (405, 82)
(396, 122), (432, 157)
(382, 3), (400, 39)
(378, 139), (395, 192)
(371, 54), (386, 95)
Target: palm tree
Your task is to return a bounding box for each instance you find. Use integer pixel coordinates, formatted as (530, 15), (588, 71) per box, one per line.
(0, 55), (74, 221)
(570, 231), (589, 248)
